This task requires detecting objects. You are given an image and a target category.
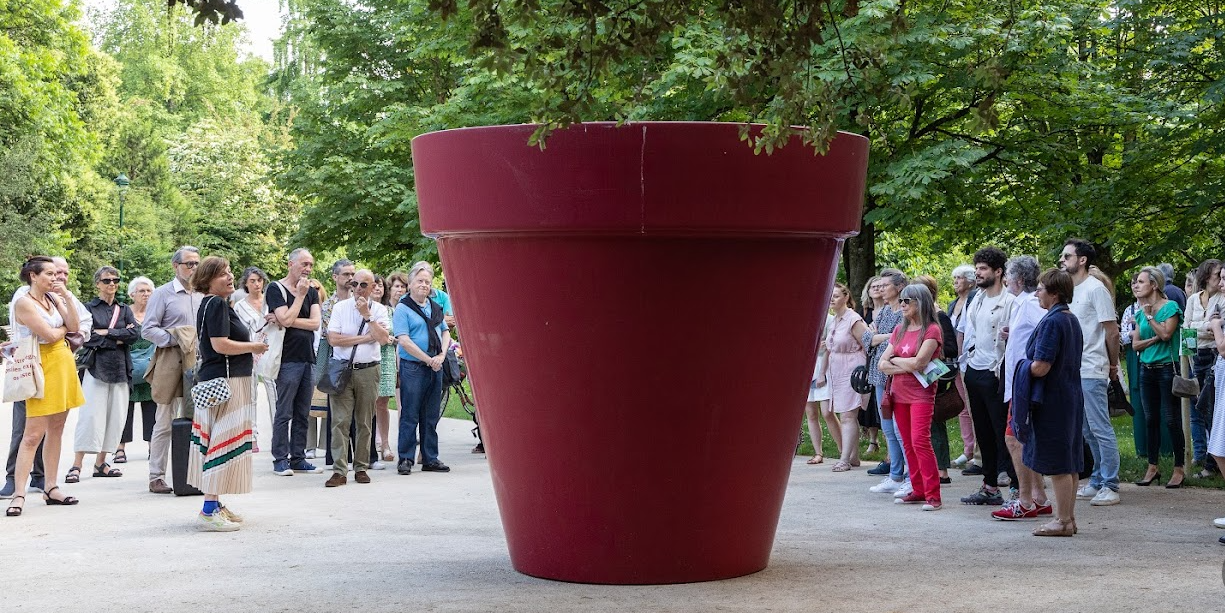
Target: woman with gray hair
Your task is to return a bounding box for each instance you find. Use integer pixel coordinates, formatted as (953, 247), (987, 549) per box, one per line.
(68, 266), (139, 482)
(878, 283), (945, 510)
(864, 268), (910, 493)
(948, 264), (978, 470)
(116, 276), (156, 464)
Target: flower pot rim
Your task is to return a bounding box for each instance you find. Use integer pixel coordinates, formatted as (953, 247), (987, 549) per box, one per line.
(411, 122), (868, 238)
(413, 121), (868, 146)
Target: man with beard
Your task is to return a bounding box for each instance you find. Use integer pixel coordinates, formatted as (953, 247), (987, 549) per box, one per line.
(1060, 238), (1122, 506)
(958, 247), (1017, 506)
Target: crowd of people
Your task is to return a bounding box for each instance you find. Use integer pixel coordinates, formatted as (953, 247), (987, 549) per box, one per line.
(1, 248), (458, 532)
(804, 242), (1225, 539)
(4, 241), (1225, 541)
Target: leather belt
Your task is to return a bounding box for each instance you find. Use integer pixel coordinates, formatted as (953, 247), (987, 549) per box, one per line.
(1139, 361), (1172, 370)
(353, 361), (379, 370)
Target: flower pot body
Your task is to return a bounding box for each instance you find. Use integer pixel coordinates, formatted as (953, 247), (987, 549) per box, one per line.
(411, 122), (867, 584)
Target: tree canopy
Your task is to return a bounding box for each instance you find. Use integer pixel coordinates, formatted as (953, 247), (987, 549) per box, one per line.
(4, 0), (1223, 323)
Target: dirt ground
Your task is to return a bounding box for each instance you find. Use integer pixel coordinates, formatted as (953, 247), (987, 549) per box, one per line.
(2, 399), (1223, 612)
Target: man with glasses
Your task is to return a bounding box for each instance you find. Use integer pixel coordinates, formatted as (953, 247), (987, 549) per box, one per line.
(266, 248), (323, 476)
(1061, 238), (1123, 506)
(142, 246), (204, 494)
(323, 270), (391, 486)
(317, 259), (354, 464)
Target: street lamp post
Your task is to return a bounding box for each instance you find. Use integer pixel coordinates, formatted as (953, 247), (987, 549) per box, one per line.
(114, 173), (130, 274)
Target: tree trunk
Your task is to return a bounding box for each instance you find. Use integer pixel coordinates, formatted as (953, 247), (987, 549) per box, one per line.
(842, 207), (876, 308)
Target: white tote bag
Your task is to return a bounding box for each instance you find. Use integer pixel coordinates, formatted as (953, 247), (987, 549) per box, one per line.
(253, 282), (288, 382)
(2, 336), (45, 403)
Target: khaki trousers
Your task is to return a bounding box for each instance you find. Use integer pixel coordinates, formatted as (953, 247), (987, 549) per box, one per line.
(329, 365), (379, 475)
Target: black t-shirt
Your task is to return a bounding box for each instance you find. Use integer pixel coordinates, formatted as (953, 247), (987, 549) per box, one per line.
(196, 296), (253, 380)
(265, 282), (319, 363)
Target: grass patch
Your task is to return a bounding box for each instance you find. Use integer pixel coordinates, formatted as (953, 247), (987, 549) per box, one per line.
(385, 379), (476, 421)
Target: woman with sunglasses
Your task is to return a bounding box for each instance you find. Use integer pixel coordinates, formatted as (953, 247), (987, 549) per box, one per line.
(68, 266), (139, 483)
(877, 283), (944, 510)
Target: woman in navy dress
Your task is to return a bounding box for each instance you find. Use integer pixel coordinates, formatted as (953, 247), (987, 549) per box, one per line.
(1018, 269), (1084, 537)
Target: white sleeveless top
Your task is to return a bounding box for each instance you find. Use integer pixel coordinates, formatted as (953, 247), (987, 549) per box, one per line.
(13, 293), (65, 344)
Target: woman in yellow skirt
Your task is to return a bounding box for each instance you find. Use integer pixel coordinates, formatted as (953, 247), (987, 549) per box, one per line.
(7, 256), (86, 517)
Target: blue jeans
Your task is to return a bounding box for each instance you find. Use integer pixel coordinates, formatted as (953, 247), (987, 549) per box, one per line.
(1081, 378), (1120, 491)
(399, 360), (443, 465)
(1138, 363), (1185, 467)
(1191, 348), (1216, 461)
(273, 361), (315, 464)
(876, 386), (907, 481)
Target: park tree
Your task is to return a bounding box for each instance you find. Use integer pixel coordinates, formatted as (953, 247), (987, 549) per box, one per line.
(170, 0), (1225, 293)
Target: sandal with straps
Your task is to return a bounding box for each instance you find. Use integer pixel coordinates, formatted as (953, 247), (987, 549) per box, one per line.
(112, 449), (127, 464)
(6, 495), (25, 517)
(93, 463), (122, 478)
(43, 486), (79, 506)
(65, 466), (81, 483)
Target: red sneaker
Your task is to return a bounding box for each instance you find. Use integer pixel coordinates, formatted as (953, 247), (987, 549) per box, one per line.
(1035, 502), (1053, 516)
(991, 499), (1040, 520)
(894, 492), (925, 504)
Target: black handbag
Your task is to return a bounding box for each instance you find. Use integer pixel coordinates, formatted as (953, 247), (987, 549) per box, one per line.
(317, 320), (366, 395)
(442, 345), (462, 387)
(1107, 378), (1134, 416)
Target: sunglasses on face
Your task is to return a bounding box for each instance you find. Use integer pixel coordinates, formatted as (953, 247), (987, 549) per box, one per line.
(99, 278), (121, 285)
(348, 281), (370, 289)
(899, 298), (913, 304)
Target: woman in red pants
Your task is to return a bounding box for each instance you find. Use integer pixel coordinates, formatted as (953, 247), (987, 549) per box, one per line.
(878, 284), (945, 510)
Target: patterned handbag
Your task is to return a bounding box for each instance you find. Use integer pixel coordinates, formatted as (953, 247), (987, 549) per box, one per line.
(189, 296), (231, 410)
(190, 372), (231, 410)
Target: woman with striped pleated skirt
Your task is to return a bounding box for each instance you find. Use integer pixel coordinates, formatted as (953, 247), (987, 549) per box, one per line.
(189, 257), (270, 532)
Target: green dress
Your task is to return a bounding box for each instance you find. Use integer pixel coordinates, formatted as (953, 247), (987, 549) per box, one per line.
(378, 343), (397, 399)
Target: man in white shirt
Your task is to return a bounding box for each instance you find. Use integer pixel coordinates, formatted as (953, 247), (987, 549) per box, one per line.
(1061, 239), (1122, 506)
(324, 269), (391, 487)
(958, 247), (1016, 506)
(1, 257), (91, 498)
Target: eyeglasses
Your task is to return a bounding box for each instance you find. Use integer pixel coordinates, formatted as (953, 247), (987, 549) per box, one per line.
(1060, 253), (1077, 260)
(899, 297), (913, 304)
(348, 281), (370, 289)
(99, 278), (121, 285)
(179, 261), (200, 268)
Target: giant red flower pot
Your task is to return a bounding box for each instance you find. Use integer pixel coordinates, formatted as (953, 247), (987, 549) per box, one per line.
(411, 122), (867, 584)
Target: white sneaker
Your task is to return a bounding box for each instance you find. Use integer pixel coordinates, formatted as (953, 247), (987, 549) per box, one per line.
(1090, 488), (1120, 506)
(869, 478), (905, 494)
(197, 511), (240, 532)
(370, 461), (387, 471)
(952, 454), (969, 467)
(892, 480), (914, 498)
(1213, 517), (1225, 529)
(1076, 484), (1100, 500)
(305, 449), (316, 459)
(922, 502), (942, 511)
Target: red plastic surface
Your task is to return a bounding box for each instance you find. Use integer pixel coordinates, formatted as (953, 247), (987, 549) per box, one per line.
(411, 123), (867, 584)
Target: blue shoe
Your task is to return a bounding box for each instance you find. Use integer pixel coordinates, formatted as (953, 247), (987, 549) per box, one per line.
(28, 477), (44, 493)
(273, 460), (293, 476)
(866, 461), (891, 476)
(0, 480), (14, 499)
(290, 461), (322, 474)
